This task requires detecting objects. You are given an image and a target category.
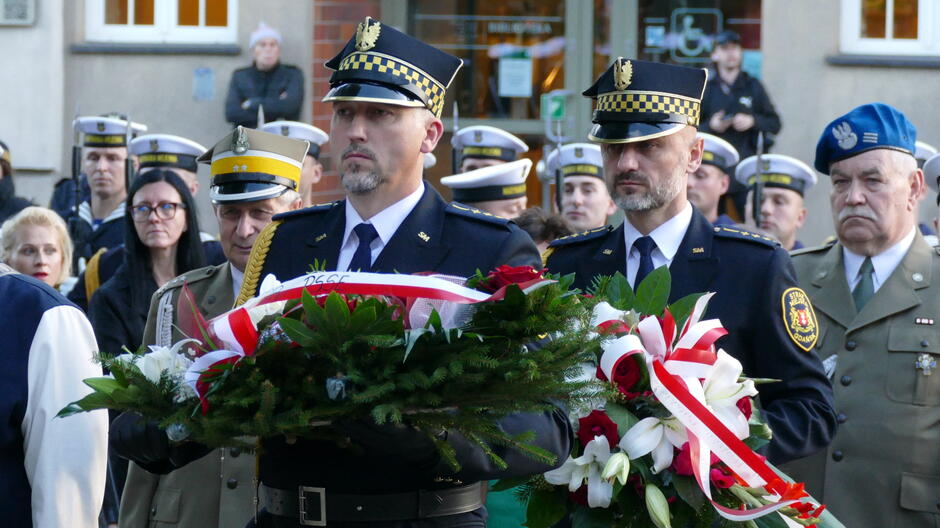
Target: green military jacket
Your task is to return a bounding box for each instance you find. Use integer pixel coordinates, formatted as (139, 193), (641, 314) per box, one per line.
(120, 263), (257, 528)
(783, 234), (940, 527)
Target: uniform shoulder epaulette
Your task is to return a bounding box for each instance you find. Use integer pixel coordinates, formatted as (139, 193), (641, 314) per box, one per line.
(712, 225), (778, 247)
(273, 201), (340, 221)
(790, 243), (834, 257)
(446, 202), (510, 226)
(548, 226), (613, 248)
(155, 264), (221, 296)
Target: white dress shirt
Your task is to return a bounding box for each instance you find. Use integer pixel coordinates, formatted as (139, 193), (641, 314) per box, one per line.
(622, 202), (694, 287)
(230, 263), (244, 301)
(336, 183), (426, 272)
(842, 226), (916, 293)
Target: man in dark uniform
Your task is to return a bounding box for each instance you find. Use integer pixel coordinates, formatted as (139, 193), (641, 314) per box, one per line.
(225, 22), (304, 128)
(544, 57), (835, 464)
(59, 116), (146, 267)
(688, 132), (738, 226)
(700, 30), (782, 221)
(114, 17), (571, 528)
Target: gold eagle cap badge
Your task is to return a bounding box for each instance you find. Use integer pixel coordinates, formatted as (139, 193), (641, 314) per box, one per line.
(233, 126), (250, 154)
(614, 58), (632, 91)
(355, 17), (381, 52)
(149, 139), (159, 152)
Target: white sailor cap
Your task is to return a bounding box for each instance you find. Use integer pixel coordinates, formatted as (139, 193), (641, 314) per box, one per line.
(440, 158), (531, 202)
(915, 141), (937, 169)
(545, 143), (603, 180)
(75, 116), (147, 147)
(923, 153), (940, 198)
(735, 154), (817, 196)
(423, 152), (437, 170)
(698, 132), (740, 173)
(260, 121), (328, 159)
(129, 134), (207, 172)
(452, 125), (528, 163)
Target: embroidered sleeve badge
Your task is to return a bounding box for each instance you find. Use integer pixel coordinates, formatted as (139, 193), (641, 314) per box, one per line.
(782, 287), (818, 351)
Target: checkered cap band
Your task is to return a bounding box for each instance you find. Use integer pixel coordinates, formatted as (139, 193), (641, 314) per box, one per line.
(340, 52), (447, 117)
(596, 92), (701, 125)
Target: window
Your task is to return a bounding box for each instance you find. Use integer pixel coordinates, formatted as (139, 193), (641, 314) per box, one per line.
(841, 0), (938, 54)
(85, 0), (237, 44)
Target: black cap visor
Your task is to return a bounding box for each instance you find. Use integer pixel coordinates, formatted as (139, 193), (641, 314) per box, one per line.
(210, 181), (289, 204)
(589, 121), (687, 144)
(323, 81), (426, 109)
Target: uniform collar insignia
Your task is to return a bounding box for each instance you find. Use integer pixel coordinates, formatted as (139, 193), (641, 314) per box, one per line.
(315, 233), (328, 242)
(418, 231), (430, 242)
(355, 16), (381, 52)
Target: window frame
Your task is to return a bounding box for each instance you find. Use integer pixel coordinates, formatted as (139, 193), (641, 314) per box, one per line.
(85, 0), (238, 44)
(840, 0), (937, 55)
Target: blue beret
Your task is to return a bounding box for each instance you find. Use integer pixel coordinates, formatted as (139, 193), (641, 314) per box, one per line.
(814, 103), (916, 174)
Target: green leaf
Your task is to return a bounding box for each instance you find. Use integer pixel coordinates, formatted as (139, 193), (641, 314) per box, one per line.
(570, 505), (614, 527)
(324, 292), (351, 324)
(667, 293), (704, 330)
(524, 488), (567, 528)
(605, 401), (639, 437)
(402, 328), (433, 362)
(301, 289), (329, 330)
(672, 475), (705, 510)
(83, 377), (125, 396)
(56, 391), (114, 417)
(277, 317), (318, 347)
(634, 267), (671, 316)
(606, 272), (635, 310)
(751, 512), (790, 528)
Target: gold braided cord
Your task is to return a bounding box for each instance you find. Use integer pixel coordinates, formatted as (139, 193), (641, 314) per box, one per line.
(235, 220), (281, 307)
(541, 247), (555, 269)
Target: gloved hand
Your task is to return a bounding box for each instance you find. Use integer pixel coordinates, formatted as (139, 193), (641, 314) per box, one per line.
(110, 412), (211, 469)
(336, 419), (444, 468)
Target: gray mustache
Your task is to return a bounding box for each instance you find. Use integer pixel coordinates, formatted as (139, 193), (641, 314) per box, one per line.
(838, 206), (878, 222)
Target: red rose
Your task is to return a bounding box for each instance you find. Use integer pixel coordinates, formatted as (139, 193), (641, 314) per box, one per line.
(577, 410), (619, 448)
(671, 442), (720, 476)
(596, 355), (644, 394)
(736, 396), (753, 420)
(709, 467), (735, 489)
(479, 265), (544, 292)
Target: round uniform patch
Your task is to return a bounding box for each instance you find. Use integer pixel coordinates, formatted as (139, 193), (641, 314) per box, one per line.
(781, 287), (818, 352)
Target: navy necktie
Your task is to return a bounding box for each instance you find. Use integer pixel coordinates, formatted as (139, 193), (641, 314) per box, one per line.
(348, 223), (379, 272)
(633, 236), (657, 288)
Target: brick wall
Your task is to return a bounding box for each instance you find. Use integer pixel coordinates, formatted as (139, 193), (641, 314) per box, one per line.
(310, 0), (381, 203)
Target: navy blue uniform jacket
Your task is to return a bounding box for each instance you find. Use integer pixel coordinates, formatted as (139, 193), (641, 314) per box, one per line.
(240, 184), (573, 494)
(545, 208), (836, 464)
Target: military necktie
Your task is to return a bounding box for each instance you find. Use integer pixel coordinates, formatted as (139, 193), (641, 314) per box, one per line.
(633, 236), (657, 288)
(348, 223), (379, 272)
(852, 256), (875, 311)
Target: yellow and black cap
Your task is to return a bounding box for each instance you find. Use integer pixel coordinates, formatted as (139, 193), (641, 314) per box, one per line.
(322, 16), (463, 118)
(440, 158), (531, 202)
(583, 58), (707, 144)
(198, 126), (308, 203)
(129, 134), (207, 173)
(76, 115), (147, 147)
(735, 154), (817, 196)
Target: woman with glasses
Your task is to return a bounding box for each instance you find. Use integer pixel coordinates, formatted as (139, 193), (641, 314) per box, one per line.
(87, 169), (206, 526)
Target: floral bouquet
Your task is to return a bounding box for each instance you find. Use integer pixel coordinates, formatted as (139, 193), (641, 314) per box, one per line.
(59, 266), (599, 471)
(504, 269), (841, 528)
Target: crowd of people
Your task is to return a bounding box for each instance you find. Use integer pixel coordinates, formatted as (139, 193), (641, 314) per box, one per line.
(0, 17), (938, 528)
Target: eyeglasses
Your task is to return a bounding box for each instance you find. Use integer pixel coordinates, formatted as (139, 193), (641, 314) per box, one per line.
(129, 202), (186, 222)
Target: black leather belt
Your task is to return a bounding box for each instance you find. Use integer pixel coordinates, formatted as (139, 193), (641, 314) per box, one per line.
(261, 481), (484, 526)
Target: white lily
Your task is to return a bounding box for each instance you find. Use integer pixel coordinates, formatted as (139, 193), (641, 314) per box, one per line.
(258, 273), (283, 296)
(136, 339), (198, 385)
(619, 416), (688, 473)
(247, 300), (287, 327)
(703, 349), (758, 439)
(601, 451), (631, 485)
(590, 301), (640, 329)
(544, 435), (614, 508)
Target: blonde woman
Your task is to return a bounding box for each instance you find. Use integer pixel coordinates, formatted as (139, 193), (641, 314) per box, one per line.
(1, 206), (73, 290)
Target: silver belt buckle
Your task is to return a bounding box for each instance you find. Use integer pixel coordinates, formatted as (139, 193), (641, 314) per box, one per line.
(298, 486), (326, 527)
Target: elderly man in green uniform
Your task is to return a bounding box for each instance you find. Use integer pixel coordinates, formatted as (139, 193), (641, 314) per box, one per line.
(784, 103), (940, 527)
(118, 127), (305, 528)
